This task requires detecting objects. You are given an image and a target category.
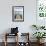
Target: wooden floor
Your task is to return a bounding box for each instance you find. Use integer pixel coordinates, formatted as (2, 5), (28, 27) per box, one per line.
(0, 42), (46, 46)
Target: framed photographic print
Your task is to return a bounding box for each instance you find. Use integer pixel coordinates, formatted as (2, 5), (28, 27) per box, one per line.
(36, 0), (46, 26)
(12, 6), (24, 22)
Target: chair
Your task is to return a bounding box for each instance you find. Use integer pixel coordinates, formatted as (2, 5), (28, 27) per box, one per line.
(18, 33), (30, 46)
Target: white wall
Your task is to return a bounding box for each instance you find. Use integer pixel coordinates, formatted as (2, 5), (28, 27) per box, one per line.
(0, 0), (36, 33)
(0, 0), (36, 42)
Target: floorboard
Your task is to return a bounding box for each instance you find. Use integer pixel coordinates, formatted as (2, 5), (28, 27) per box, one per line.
(0, 42), (46, 46)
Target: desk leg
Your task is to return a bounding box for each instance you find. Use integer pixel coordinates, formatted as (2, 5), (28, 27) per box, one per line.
(15, 34), (18, 46)
(4, 34), (7, 46)
(16, 34), (18, 46)
(5, 41), (7, 46)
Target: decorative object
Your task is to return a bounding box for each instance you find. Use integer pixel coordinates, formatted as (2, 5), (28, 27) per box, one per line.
(12, 6), (24, 22)
(32, 24), (45, 30)
(11, 27), (18, 34)
(36, 0), (46, 27)
(37, 0), (46, 18)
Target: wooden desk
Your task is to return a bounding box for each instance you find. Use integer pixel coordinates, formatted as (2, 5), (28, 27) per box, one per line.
(4, 33), (30, 46)
(4, 33), (18, 46)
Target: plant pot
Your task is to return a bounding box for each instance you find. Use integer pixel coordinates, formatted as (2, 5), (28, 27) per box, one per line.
(37, 39), (40, 43)
(37, 39), (44, 44)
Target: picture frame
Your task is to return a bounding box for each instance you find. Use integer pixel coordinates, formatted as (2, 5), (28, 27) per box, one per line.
(36, 0), (46, 19)
(12, 6), (24, 22)
(36, 0), (46, 26)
